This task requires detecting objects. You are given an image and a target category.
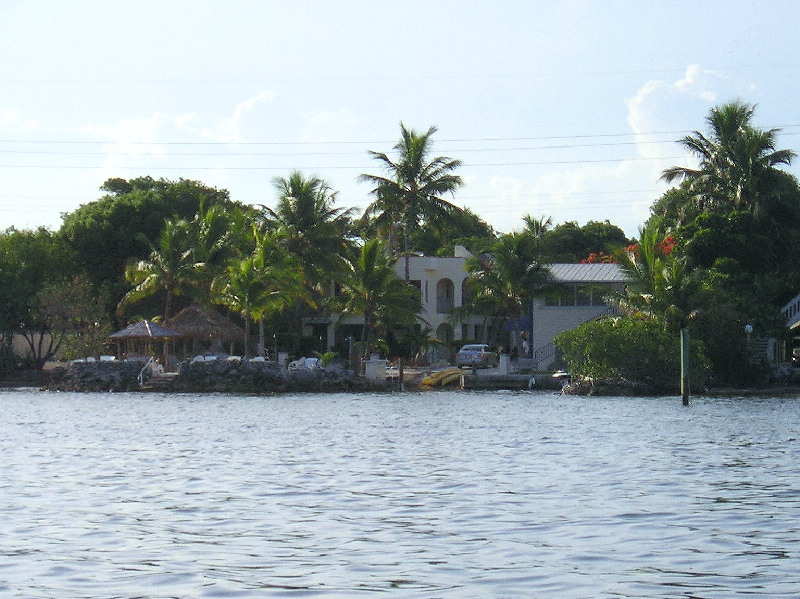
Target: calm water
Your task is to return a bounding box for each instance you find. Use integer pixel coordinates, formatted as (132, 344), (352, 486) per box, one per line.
(1, 389), (799, 598)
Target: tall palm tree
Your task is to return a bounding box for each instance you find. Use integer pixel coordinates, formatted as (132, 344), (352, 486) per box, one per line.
(261, 172), (354, 353)
(118, 218), (195, 320)
(661, 101), (796, 217)
(337, 239), (422, 359)
(360, 123), (463, 279)
(264, 171), (354, 291)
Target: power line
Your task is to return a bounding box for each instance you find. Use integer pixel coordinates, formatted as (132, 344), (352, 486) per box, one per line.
(0, 156), (687, 171)
(0, 196), (661, 213)
(0, 127), (797, 148)
(0, 140), (687, 157)
(6, 62), (799, 85)
(0, 132), (686, 145)
(0, 137), (767, 158)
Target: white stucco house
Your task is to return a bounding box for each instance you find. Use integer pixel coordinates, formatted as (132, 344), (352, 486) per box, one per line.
(304, 246), (628, 368)
(305, 245), (484, 362)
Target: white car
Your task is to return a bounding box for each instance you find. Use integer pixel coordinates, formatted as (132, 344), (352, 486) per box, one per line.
(455, 344), (499, 368)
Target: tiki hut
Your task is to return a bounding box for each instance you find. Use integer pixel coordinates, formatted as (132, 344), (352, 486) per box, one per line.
(165, 304), (244, 358)
(109, 320), (183, 368)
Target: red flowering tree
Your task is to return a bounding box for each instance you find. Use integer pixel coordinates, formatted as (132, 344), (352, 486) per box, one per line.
(581, 251), (617, 264)
(617, 220), (689, 332)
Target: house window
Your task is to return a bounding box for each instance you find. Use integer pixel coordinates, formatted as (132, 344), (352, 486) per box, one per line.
(576, 286), (592, 306)
(544, 285), (610, 307)
(545, 287), (573, 307)
(436, 278), (455, 314)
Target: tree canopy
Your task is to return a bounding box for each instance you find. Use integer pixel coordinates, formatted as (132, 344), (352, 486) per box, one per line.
(661, 100), (796, 218)
(2, 108), (799, 389)
(360, 123), (463, 278)
(337, 239), (422, 358)
(60, 177), (243, 301)
(540, 220), (630, 262)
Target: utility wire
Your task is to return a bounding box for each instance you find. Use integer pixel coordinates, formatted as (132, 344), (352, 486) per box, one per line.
(0, 127), (797, 148)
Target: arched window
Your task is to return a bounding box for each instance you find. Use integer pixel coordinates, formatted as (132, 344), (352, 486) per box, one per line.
(436, 278), (454, 313)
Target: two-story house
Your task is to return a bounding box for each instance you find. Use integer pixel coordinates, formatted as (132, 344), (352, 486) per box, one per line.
(305, 245), (483, 361)
(305, 246), (627, 368)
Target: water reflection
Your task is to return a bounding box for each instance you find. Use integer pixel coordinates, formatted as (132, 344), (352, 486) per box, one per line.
(1, 390), (799, 597)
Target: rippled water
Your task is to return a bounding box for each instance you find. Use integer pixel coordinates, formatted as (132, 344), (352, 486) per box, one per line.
(1, 389), (799, 598)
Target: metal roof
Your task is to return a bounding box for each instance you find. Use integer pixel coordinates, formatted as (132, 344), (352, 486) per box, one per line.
(549, 263), (627, 283)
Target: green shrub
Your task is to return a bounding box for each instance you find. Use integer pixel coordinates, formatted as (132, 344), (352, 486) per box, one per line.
(554, 316), (711, 393)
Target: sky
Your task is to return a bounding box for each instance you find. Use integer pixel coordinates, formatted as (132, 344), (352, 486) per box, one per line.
(1, 0), (799, 238)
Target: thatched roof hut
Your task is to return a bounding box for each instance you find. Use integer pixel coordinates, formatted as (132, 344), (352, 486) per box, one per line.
(110, 320), (183, 341)
(109, 320), (183, 366)
(165, 304), (244, 355)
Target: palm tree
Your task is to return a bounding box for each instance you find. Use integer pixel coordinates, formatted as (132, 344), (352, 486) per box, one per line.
(261, 172), (355, 353)
(397, 325), (444, 366)
(460, 231), (553, 356)
(360, 123), (463, 279)
(616, 218), (690, 333)
(264, 171), (354, 291)
(337, 239), (422, 359)
(211, 228), (302, 357)
(661, 101), (796, 217)
(185, 203), (237, 301)
(522, 214), (553, 239)
(118, 218), (195, 320)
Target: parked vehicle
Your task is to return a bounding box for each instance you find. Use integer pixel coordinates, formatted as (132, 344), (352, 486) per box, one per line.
(455, 344), (499, 368)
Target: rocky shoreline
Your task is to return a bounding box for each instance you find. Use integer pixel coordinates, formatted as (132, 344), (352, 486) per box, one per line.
(13, 359), (800, 397)
(43, 358), (398, 394)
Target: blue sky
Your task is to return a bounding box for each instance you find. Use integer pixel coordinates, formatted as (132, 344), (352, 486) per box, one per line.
(1, 0), (799, 237)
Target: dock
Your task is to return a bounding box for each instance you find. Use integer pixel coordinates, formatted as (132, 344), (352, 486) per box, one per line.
(461, 371), (563, 391)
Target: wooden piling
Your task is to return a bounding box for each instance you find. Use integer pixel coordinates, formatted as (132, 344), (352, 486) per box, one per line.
(681, 328), (690, 406)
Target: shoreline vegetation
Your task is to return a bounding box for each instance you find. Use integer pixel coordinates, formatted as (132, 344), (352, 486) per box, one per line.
(3, 104), (800, 394)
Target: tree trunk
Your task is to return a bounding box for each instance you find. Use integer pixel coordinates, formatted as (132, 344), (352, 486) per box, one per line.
(22, 329), (63, 370)
(528, 298), (534, 360)
(243, 316), (251, 358)
(361, 312), (372, 359)
(164, 289), (174, 321)
(403, 225), (411, 281)
(257, 317), (265, 357)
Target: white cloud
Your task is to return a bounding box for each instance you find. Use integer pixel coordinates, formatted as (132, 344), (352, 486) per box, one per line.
(83, 113), (181, 152)
(0, 108), (39, 131)
(462, 65), (744, 237)
(80, 113), (193, 183)
(202, 91), (276, 143)
(75, 91), (277, 185)
(625, 64), (728, 141)
(77, 112), (231, 195)
(299, 108), (371, 144)
(519, 64), (743, 234)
